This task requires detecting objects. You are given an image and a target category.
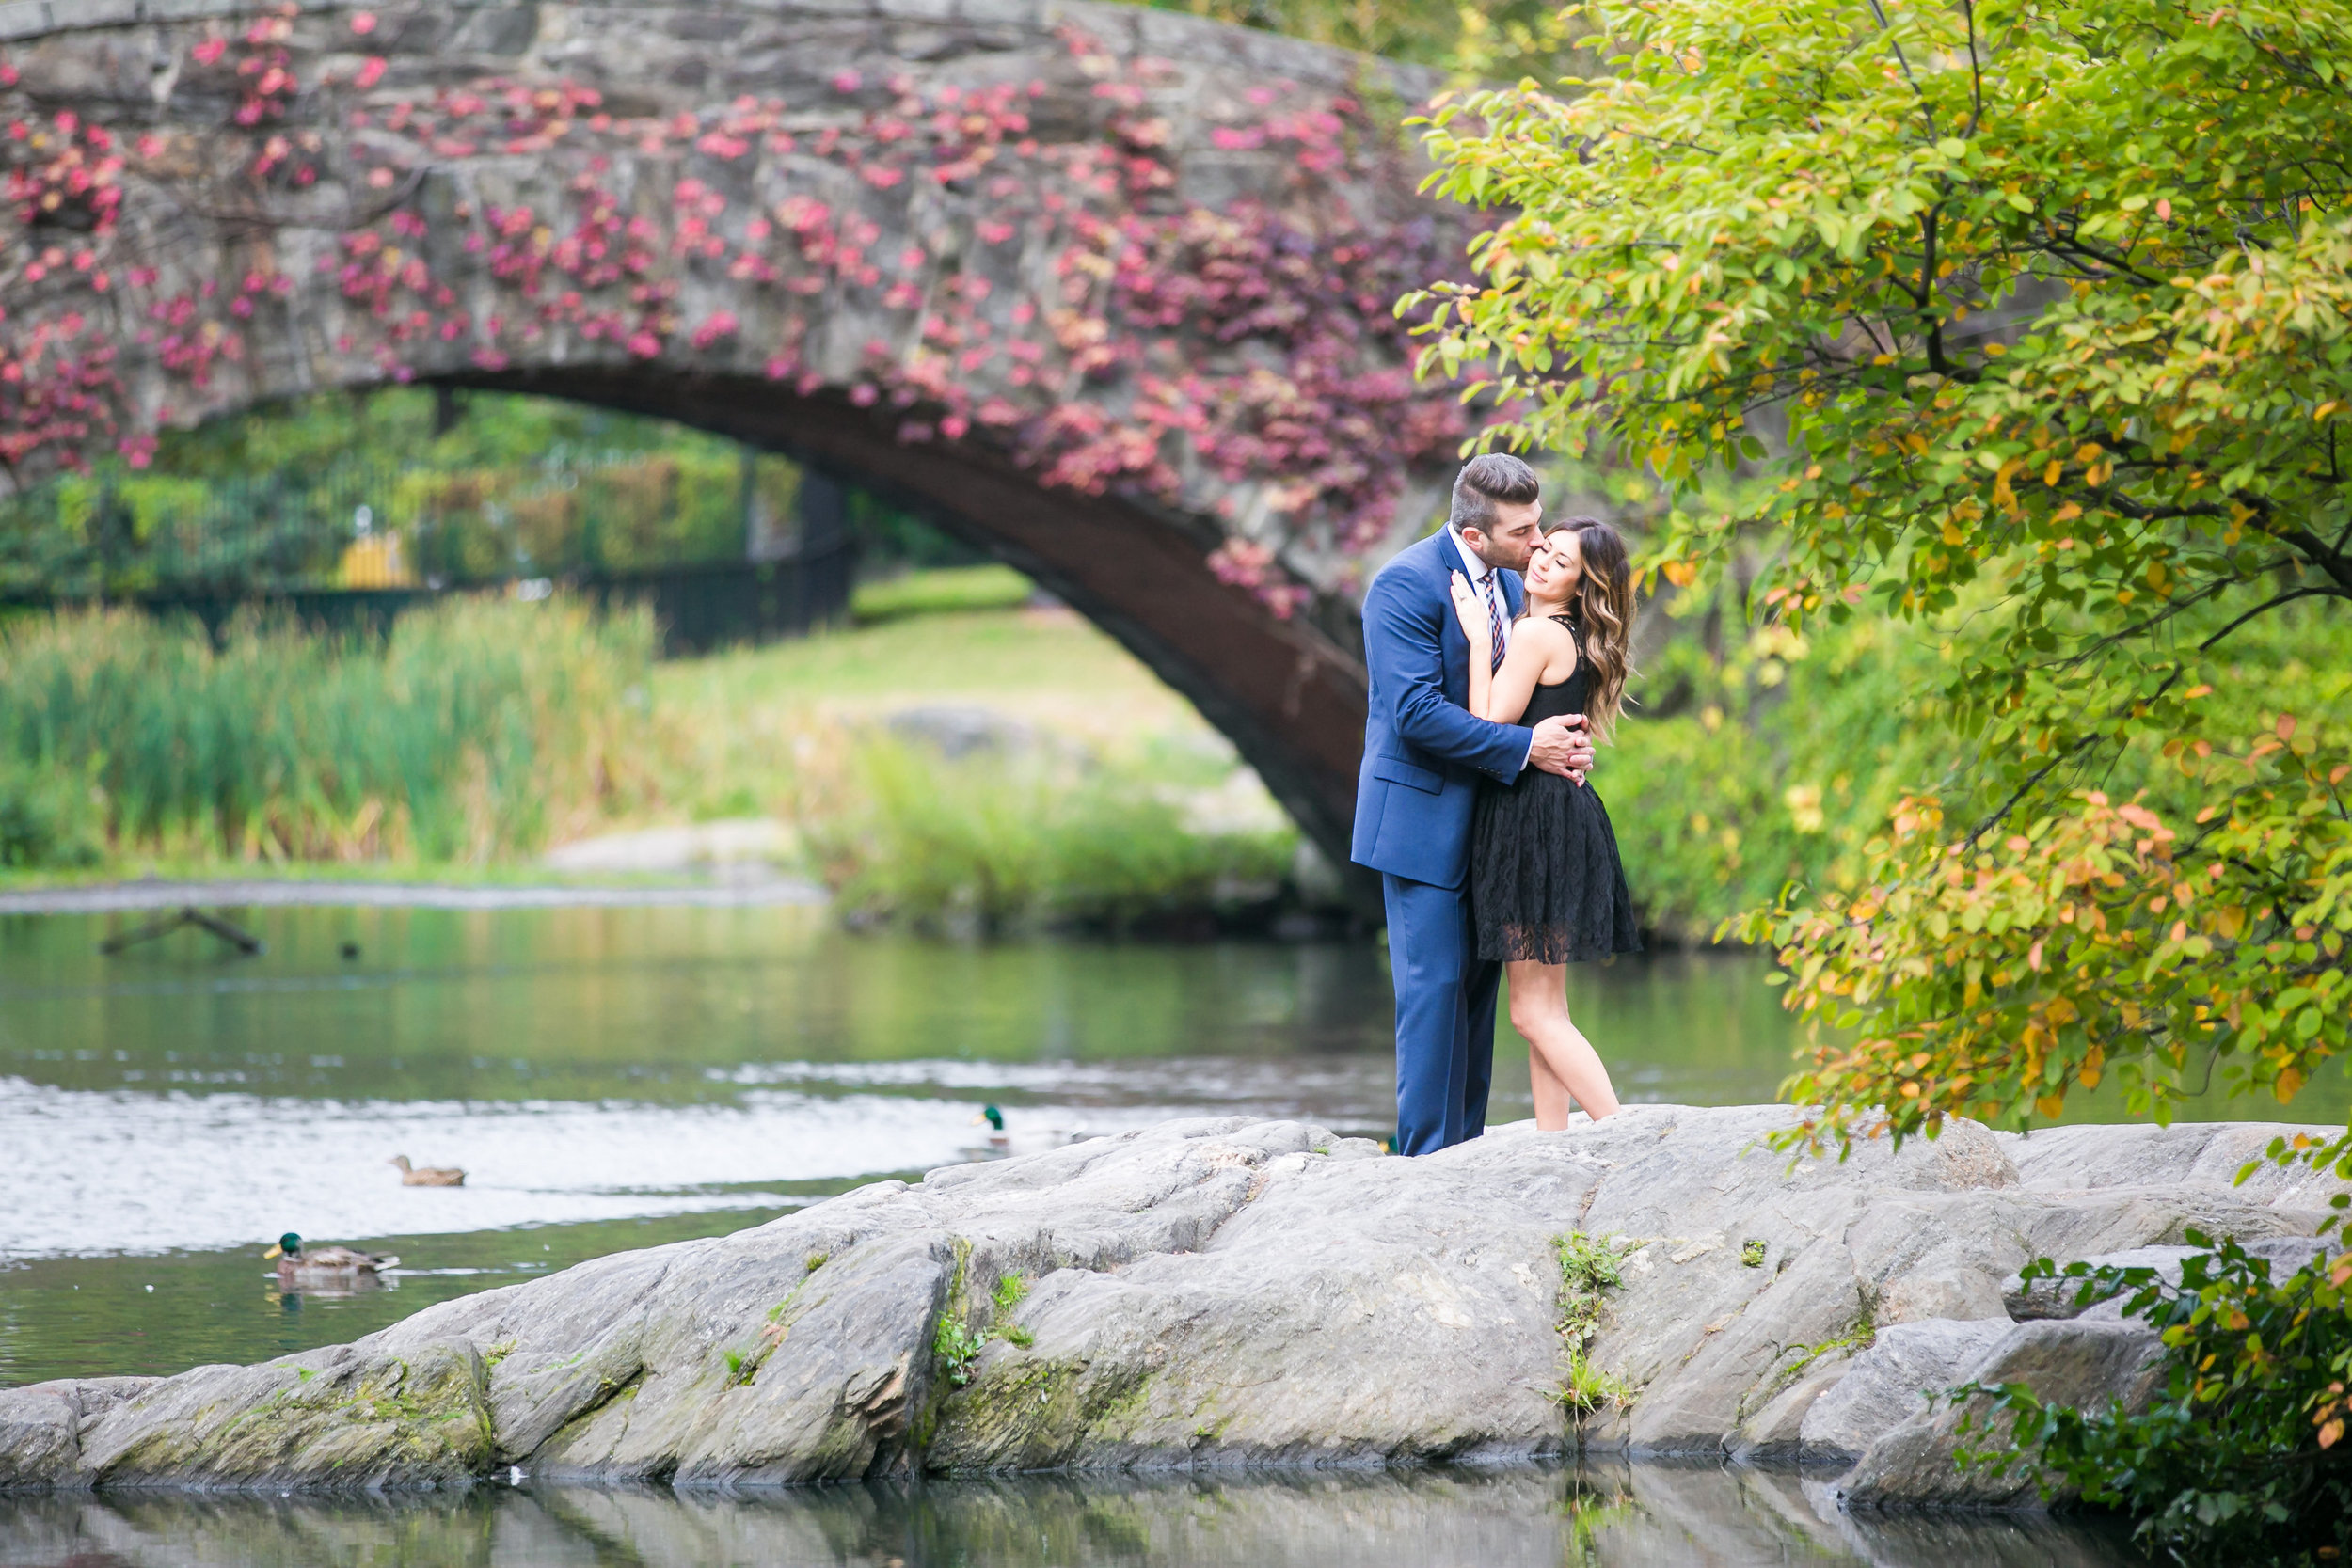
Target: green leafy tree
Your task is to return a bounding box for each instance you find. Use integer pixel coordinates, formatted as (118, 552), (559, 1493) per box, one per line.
(1152, 0), (1586, 85)
(1410, 0), (2352, 1177)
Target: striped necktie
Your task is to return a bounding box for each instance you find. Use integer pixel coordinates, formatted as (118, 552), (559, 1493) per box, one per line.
(1479, 569), (1507, 672)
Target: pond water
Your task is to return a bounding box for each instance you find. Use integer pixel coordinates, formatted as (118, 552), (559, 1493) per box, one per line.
(0, 899), (2337, 1387)
(0, 1461), (2140, 1567)
(0, 903), (1803, 1386)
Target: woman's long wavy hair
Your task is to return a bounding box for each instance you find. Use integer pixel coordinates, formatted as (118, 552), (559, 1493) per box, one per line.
(1543, 517), (1638, 742)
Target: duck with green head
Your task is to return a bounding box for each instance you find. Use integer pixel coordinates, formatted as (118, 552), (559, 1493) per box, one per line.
(970, 1104), (1009, 1148)
(263, 1233), (399, 1289)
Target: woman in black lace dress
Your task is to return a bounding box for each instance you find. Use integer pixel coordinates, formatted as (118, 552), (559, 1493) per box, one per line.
(1448, 518), (1641, 1129)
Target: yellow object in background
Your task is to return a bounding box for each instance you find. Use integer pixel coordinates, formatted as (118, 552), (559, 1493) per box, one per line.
(339, 530), (413, 587)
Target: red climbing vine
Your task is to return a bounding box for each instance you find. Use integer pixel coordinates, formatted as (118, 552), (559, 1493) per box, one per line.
(0, 5), (1475, 614)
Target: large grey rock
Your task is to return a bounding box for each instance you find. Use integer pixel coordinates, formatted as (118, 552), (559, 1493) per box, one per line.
(0, 1381), (157, 1492)
(1834, 1321), (2170, 1509)
(1999, 1121), (2345, 1209)
(0, 1108), (2338, 1504)
(1800, 1321), (2014, 1466)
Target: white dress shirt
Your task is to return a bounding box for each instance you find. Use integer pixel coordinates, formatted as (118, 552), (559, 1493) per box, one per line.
(1447, 524), (1511, 658)
(1447, 524), (1533, 777)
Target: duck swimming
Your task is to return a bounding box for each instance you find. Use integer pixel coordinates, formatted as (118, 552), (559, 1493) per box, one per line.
(970, 1104), (1010, 1148)
(263, 1233), (398, 1289)
(389, 1155), (466, 1187)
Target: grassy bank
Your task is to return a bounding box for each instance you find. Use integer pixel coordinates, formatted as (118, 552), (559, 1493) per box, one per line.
(0, 598), (660, 869)
(0, 594), (1301, 934)
(636, 599), (1300, 935)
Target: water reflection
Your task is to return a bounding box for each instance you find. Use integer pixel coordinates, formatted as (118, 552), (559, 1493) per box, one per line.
(0, 1464), (2138, 1567)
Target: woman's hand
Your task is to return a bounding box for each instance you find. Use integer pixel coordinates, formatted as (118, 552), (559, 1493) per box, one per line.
(1448, 571), (1490, 652)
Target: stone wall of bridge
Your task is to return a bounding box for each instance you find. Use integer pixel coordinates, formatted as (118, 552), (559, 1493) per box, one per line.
(0, 0), (1483, 870)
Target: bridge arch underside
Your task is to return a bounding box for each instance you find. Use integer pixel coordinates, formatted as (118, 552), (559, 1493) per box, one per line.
(460, 366), (1371, 875)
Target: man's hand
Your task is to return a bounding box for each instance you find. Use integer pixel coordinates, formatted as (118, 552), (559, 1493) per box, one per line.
(1527, 714), (1596, 785)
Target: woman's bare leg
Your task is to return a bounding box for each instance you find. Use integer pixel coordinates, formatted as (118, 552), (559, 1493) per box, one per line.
(1506, 959), (1622, 1129)
(1529, 1034), (1576, 1130)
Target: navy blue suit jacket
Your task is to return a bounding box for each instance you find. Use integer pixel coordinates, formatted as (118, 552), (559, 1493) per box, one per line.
(1349, 530), (1532, 889)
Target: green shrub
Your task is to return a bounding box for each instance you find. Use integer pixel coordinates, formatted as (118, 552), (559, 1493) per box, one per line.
(0, 389), (793, 594)
(0, 597), (658, 864)
(0, 756), (103, 869)
(933, 1314), (986, 1388)
(1604, 606), (1957, 941)
(850, 565), (1035, 625)
(1957, 1232), (2352, 1564)
(809, 736), (1295, 935)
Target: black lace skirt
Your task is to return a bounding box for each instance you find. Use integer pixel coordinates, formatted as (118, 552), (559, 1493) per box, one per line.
(1470, 768), (1642, 964)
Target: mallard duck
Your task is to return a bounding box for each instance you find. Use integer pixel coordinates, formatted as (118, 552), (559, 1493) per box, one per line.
(970, 1104), (1011, 1149)
(389, 1155), (466, 1186)
(263, 1233), (398, 1288)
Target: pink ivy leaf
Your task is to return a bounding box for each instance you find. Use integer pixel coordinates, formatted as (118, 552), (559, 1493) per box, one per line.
(689, 309), (739, 349)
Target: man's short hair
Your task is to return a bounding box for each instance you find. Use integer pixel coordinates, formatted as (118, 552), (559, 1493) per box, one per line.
(1448, 453), (1542, 536)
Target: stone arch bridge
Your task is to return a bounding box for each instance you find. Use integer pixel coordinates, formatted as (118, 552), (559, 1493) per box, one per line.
(0, 0), (1482, 873)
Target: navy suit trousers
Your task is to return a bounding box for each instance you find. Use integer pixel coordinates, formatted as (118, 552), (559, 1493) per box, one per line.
(1384, 872), (1501, 1155)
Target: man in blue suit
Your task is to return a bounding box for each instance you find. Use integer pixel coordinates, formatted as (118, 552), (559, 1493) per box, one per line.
(1352, 454), (1595, 1154)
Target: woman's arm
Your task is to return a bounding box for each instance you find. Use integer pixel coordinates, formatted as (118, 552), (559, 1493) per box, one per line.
(1368, 569), (1533, 779)
(1447, 573), (1495, 721)
(1474, 619), (1568, 723)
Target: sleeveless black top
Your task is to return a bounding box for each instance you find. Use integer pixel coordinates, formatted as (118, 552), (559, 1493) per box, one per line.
(1469, 616), (1642, 964)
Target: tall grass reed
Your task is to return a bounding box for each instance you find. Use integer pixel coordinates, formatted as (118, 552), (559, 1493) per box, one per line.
(805, 736), (1296, 936)
(0, 596), (658, 866)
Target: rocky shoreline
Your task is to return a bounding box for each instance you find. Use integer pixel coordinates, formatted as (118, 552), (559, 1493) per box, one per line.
(1, 1108), (2341, 1507)
(0, 874), (826, 915)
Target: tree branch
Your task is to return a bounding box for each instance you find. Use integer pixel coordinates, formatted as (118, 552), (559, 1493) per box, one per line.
(2196, 584), (2348, 652)
(1865, 0), (1936, 138)
(1961, 0), (1985, 137)
(1962, 666), (2187, 849)
(2271, 526), (2352, 594)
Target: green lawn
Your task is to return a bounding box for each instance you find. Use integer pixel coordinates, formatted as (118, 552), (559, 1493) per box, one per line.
(849, 564), (1035, 624)
(0, 580), (1262, 895)
(641, 601), (1229, 827)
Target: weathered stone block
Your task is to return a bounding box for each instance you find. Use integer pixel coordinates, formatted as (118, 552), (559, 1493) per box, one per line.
(1799, 1319), (2014, 1467)
(1833, 1320), (2169, 1510)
